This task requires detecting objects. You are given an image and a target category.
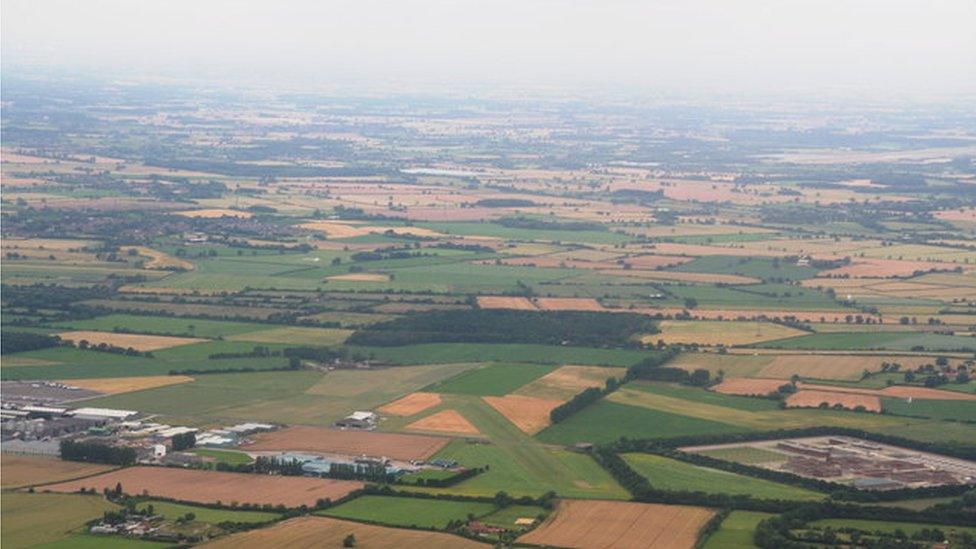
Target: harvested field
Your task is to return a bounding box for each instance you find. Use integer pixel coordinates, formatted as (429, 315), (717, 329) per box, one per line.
(125, 246), (194, 270)
(204, 516), (486, 548)
(483, 394), (562, 434)
(43, 467), (362, 507)
(936, 208), (976, 223)
(0, 454), (115, 489)
(786, 390), (881, 412)
(713, 377), (787, 396)
(534, 297), (606, 311)
(757, 354), (932, 381)
(517, 499), (714, 549)
(327, 272), (390, 282)
(516, 365), (624, 401)
(879, 386), (976, 401)
(794, 382), (976, 401)
(476, 295), (537, 310)
(61, 375), (194, 395)
(244, 425), (448, 461)
(55, 330), (205, 351)
(378, 392), (442, 416)
(647, 320), (807, 346)
(820, 259), (954, 278)
(406, 409), (481, 435)
(176, 208), (252, 218)
(301, 221), (444, 239)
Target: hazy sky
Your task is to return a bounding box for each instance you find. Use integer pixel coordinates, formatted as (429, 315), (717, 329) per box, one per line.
(3, 0), (975, 97)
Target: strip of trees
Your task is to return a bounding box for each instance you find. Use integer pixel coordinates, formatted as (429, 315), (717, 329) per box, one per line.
(60, 440), (136, 465)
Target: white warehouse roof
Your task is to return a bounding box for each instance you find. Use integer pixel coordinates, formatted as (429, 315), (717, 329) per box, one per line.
(67, 407), (138, 419)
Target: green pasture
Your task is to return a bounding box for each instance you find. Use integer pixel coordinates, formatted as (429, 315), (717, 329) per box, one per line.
(425, 362), (558, 396)
(622, 453), (824, 501)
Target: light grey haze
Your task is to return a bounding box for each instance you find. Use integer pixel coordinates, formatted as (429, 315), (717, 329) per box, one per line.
(3, 0), (975, 97)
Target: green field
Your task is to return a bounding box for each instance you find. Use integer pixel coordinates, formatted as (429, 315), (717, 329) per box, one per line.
(882, 397), (976, 422)
(50, 314), (272, 338)
(80, 363), (480, 426)
(759, 332), (976, 352)
(478, 504), (547, 529)
(1, 493), (119, 549)
(319, 495), (496, 529)
(672, 255), (819, 281)
(355, 343), (651, 366)
(191, 448), (255, 465)
(703, 511), (773, 549)
(392, 393), (627, 499)
(34, 535), (172, 549)
(536, 400), (749, 445)
(226, 326), (352, 345)
(134, 500), (279, 524)
(536, 381), (976, 447)
(621, 453), (824, 500)
(424, 362), (558, 396)
(0, 343), (290, 380)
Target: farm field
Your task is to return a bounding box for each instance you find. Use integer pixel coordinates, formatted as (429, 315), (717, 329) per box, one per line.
(55, 330), (205, 351)
(133, 500), (280, 524)
(0, 454), (116, 489)
(758, 331), (976, 352)
(319, 495), (496, 529)
(645, 320), (809, 346)
(621, 453), (824, 501)
(517, 499), (715, 549)
(355, 343), (652, 366)
(703, 511), (774, 549)
(672, 352), (953, 381)
(423, 362), (558, 396)
(244, 425), (449, 460)
(377, 391), (442, 416)
(1, 493), (119, 549)
(50, 314), (274, 338)
(405, 408), (481, 435)
(538, 382), (976, 447)
(42, 466), (363, 507)
(204, 516), (487, 548)
(63, 375), (194, 394)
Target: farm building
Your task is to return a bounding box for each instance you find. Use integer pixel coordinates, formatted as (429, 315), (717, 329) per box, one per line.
(68, 407), (138, 421)
(334, 411), (377, 429)
(276, 452), (404, 477)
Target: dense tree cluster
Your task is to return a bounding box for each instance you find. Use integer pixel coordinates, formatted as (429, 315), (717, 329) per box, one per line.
(1, 331), (61, 354)
(60, 440), (136, 465)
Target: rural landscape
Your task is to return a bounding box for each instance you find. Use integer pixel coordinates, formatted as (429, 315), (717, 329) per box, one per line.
(2, 1), (976, 548)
